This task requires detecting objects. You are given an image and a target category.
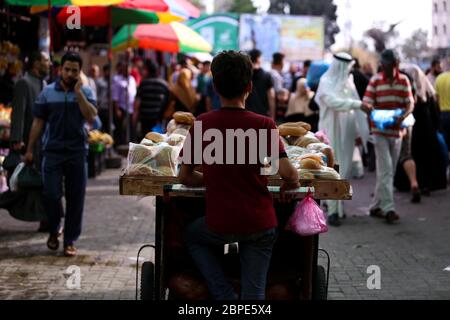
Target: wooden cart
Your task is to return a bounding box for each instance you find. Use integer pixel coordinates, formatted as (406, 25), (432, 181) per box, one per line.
(120, 175), (352, 300)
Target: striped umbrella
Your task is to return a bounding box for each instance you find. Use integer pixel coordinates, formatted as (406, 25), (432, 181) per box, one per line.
(112, 22), (212, 53)
(8, 0), (200, 26)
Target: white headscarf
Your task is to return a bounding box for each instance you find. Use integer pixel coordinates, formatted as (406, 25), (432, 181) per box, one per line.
(315, 52), (370, 151)
(315, 52), (359, 105)
(400, 63), (436, 102)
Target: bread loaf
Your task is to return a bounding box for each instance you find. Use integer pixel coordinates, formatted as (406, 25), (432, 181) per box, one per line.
(294, 134), (320, 148)
(298, 170), (315, 180)
(278, 126), (307, 137)
(167, 133), (186, 147)
(127, 164), (154, 176)
(173, 111), (196, 125)
(300, 153), (324, 164)
(145, 132), (165, 143)
(281, 121), (312, 132)
(300, 158), (322, 170)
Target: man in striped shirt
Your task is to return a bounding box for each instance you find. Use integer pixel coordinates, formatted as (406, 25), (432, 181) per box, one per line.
(132, 60), (169, 140)
(363, 49), (414, 224)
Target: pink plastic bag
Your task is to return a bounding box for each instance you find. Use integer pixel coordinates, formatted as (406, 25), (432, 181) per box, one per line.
(314, 130), (330, 145)
(285, 193), (328, 236)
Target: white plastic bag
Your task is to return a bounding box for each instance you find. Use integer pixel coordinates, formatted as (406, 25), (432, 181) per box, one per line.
(125, 143), (182, 177)
(10, 162), (25, 192)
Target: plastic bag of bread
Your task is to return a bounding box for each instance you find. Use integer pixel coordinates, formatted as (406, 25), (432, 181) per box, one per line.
(166, 119), (192, 135)
(299, 153), (326, 166)
(140, 138), (157, 147)
(125, 143), (182, 176)
(299, 166), (341, 180)
(294, 132), (321, 148)
(307, 143), (335, 168)
(286, 146), (313, 170)
(167, 133), (186, 147)
(145, 131), (166, 144)
(285, 146), (309, 159)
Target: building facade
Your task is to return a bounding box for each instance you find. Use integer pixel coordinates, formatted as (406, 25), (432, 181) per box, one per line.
(432, 0), (450, 51)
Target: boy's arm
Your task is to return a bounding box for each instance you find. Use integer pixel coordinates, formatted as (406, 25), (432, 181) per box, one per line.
(278, 157), (300, 202)
(178, 164), (204, 188)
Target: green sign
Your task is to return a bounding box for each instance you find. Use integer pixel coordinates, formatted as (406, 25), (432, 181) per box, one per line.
(186, 14), (239, 54)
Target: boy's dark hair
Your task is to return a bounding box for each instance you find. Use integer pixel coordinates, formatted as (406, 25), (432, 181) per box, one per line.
(272, 52), (284, 65)
(211, 51), (253, 100)
(61, 52), (83, 69)
(304, 60), (312, 68)
(248, 49), (262, 63)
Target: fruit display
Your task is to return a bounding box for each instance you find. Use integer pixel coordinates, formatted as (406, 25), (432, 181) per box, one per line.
(0, 41), (22, 77)
(0, 104), (12, 141)
(88, 130), (114, 146)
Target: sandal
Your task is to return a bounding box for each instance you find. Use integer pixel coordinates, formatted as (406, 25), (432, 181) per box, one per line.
(47, 234), (60, 251)
(64, 245), (77, 257)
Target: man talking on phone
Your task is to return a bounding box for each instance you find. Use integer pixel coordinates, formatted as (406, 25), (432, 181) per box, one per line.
(25, 52), (97, 257)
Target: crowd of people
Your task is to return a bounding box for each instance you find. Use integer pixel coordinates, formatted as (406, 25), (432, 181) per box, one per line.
(0, 46), (449, 258)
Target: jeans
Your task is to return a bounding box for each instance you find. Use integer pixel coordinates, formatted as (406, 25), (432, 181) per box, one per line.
(370, 135), (402, 213)
(42, 153), (87, 247)
(184, 217), (277, 300)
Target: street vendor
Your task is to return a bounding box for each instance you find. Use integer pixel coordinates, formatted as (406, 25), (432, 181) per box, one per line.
(25, 52), (97, 257)
(178, 50), (300, 300)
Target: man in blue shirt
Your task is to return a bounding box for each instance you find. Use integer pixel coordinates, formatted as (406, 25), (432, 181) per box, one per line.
(25, 52), (98, 257)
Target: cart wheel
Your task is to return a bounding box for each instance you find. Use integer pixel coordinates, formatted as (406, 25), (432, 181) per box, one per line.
(313, 265), (327, 300)
(140, 262), (155, 300)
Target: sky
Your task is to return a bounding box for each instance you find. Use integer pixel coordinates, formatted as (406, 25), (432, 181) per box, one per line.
(247, 0), (433, 48)
(332, 0), (432, 48)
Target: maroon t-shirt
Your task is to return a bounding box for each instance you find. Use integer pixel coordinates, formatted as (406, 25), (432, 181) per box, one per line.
(180, 107), (286, 235)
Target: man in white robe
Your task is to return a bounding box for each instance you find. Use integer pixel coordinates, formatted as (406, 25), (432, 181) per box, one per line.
(315, 52), (372, 226)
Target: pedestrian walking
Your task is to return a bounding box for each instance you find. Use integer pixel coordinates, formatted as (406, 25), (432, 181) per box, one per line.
(363, 49), (415, 224)
(24, 52), (97, 257)
(10, 51), (50, 232)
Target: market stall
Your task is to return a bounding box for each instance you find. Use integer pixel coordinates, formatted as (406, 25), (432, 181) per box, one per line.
(119, 112), (352, 300)
(87, 130), (114, 178)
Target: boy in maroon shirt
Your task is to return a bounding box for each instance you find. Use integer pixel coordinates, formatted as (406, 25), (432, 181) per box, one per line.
(179, 51), (299, 300)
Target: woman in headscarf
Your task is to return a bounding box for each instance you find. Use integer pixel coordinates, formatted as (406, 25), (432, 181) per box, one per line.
(315, 52), (372, 226)
(395, 64), (447, 194)
(285, 78), (316, 126)
(166, 68), (198, 116)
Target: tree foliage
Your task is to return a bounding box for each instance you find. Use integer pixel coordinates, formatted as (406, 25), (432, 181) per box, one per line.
(229, 0), (257, 13)
(401, 29), (429, 63)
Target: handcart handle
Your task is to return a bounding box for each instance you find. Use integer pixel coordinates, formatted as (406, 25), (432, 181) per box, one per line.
(164, 184), (315, 196)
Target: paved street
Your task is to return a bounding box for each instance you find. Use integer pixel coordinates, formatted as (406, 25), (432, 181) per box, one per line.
(0, 165), (156, 300)
(0, 164), (449, 300)
(321, 172), (450, 300)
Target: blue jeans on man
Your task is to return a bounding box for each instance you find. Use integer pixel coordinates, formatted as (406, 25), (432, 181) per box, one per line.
(184, 217), (277, 300)
(42, 152), (87, 247)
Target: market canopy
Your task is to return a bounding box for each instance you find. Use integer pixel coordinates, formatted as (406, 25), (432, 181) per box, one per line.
(112, 22), (212, 53)
(7, 0), (200, 25)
